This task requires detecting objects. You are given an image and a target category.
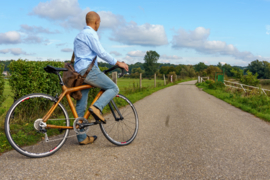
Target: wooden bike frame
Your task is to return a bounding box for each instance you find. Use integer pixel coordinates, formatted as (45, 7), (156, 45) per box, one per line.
(43, 84), (104, 129)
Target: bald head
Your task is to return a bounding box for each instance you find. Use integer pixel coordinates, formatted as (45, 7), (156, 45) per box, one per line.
(85, 11), (100, 26)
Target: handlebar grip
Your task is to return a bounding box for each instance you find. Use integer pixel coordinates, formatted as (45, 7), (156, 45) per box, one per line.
(103, 65), (125, 78)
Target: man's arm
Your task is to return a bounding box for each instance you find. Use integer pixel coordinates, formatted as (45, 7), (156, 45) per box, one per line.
(88, 34), (129, 72)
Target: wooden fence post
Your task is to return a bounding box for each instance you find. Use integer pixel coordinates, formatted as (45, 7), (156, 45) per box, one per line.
(140, 73), (142, 89)
(112, 72), (117, 84)
(154, 73), (156, 87)
(163, 74), (166, 85)
(198, 76), (200, 83)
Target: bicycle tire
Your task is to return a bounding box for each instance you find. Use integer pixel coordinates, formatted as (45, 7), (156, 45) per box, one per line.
(5, 93), (70, 158)
(100, 94), (139, 146)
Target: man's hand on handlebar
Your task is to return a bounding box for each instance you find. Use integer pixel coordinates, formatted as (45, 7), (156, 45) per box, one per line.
(116, 61), (129, 72)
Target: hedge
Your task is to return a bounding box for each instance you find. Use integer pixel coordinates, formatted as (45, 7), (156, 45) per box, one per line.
(8, 60), (109, 103)
(8, 59), (64, 100)
(0, 64), (5, 106)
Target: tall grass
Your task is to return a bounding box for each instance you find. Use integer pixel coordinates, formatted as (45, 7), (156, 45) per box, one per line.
(197, 81), (270, 121)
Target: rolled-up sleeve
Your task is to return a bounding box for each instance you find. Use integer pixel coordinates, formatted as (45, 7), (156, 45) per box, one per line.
(86, 34), (117, 65)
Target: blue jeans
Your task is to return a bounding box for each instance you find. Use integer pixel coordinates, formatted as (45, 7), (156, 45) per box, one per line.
(76, 66), (119, 142)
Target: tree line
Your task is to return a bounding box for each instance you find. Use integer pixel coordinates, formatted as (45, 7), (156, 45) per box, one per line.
(1, 55), (269, 80)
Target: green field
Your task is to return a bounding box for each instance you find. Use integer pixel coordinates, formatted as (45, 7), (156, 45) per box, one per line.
(117, 78), (164, 90)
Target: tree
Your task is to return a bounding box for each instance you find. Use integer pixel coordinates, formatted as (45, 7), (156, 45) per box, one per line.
(230, 68), (243, 79)
(240, 70), (259, 86)
(180, 65), (196, 78)
(159, 66), (169, 75)
(194, 62), (208, 72)
(167, 66), (176, 74)
(175, 65), (183, 75)
(143, 51), (160, 77)
(132, 67), (143, 74)
(203, 65), (222, 79)
(246, 60), (265, 79)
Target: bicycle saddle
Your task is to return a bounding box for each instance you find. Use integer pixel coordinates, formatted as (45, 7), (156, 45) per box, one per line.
(44, 65), (68, 74)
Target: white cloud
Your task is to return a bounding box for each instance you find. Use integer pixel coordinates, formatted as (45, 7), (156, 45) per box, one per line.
(30, 0), (168, 46)
(160, 55), (182, 60)
(0, 31), (21, 44)
(110, 51), (122, 56)
(172, 27), (266, 61)
(99, 11), (125, 29)
(30, 0), (89, 30)
(61, 48), (73, 52)
(30, 0), (81, 20)
(60, 8), (90, 29)
(159, 54), (183, 64)
(111, 45), (133, 48)
(23, 35), (44, 44)
(127, 50), (146, 57)
(266, 25), (270, 35)
(56, 43), (67, 47)
(20, 24), (60, 34)
(0, 48), (33, 55)
(110, 22), (168, 46)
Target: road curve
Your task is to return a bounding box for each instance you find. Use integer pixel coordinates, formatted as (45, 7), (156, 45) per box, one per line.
(1, 80), (270, 179)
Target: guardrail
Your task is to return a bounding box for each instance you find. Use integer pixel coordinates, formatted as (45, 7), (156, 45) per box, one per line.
(224, 80), (270, 95)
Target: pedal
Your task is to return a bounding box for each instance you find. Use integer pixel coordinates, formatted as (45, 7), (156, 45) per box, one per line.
(88, 108), (106, 124)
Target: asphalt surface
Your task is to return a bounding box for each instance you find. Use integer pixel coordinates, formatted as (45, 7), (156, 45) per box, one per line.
(1, 80), (270, 179)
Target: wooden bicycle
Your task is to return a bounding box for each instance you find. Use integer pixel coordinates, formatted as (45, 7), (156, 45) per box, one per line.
(5, 65), (139, 158)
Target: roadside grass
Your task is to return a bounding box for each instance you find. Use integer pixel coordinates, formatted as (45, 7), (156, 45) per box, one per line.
(196, 82), (270, 122)
(0, 77), (195, 154)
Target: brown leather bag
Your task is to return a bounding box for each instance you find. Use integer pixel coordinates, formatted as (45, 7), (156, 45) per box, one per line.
(62, 52), (97, 100)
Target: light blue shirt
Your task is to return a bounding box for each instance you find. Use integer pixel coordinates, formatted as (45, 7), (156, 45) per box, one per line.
(74, 26), (117, 72)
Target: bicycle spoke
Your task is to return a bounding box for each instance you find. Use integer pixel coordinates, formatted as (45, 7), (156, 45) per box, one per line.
(100, 94), (138, 146)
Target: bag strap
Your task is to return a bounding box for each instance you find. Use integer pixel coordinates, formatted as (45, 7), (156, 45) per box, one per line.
(82, 56), (97, 78)
(71, 52), (75, 64)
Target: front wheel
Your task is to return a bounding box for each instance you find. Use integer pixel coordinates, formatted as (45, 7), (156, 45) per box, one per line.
(100, 94), (139, 146)
(5, 93), (70, 158)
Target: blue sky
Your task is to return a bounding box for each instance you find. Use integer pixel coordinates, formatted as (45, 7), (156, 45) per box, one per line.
(0, 0), (269, 66)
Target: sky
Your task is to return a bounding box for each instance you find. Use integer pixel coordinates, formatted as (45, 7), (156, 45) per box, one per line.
(0, 0), (269, 66)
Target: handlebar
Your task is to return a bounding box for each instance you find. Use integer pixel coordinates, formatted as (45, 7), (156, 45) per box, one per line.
(103, 65), (125, 78)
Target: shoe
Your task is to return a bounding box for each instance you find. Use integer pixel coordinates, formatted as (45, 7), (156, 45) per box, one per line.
(79, 135), (97, 145)
(89, 105), (106, 124)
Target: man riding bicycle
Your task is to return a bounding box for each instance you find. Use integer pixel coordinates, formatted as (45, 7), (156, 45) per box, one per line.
(74, 11), (129, 145)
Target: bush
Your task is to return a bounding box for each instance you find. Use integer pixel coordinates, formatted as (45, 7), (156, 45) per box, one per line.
(9, 59), (64, 100)
(205, 80), (215, 84)
(0, 64), (5, 106)
(208, 81), (225, 90)
(240, 70), (259, 86)
(167, 71), (177, 83)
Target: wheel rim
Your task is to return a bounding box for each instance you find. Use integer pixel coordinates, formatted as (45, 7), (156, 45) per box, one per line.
(101, 95), (138, 145)
(5, 94), (69, 157)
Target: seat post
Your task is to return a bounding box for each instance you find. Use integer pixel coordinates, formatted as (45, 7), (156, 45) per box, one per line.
(56, 72), (64, 86)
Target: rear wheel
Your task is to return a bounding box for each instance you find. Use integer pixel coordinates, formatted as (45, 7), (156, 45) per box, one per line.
(5, 93), (69, 158)
(100, 94), (139, 146)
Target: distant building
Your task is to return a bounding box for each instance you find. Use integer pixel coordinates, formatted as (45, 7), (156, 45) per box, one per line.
(2, 71), (8, 76)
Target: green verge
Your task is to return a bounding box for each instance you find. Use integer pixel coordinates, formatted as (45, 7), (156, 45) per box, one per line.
(0, 78), (195, 155)
(196, 81), (270, 122)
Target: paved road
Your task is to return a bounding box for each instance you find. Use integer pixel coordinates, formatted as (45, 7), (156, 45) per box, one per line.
(2, 80), (270, 179)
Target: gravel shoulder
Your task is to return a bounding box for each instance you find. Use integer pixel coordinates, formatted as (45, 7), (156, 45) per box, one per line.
(1, 80), (270, 179)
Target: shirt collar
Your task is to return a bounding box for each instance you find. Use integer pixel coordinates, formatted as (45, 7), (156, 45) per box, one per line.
(84, 26), (95, 31)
